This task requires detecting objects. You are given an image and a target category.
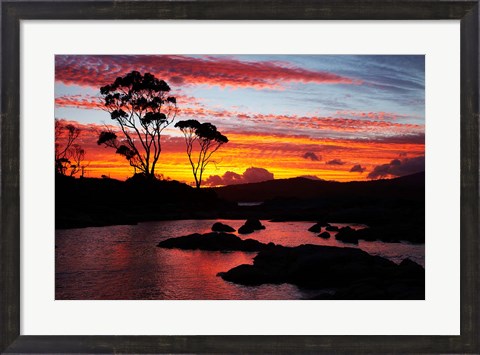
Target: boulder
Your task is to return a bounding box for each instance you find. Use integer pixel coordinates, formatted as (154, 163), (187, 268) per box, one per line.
(217, 265), (276, 286)
(244, 218), (266, 230)
(158, 232), (273, 252)
(308, 224), (321, 233)
(218, 244), (424, 299)
(318, 231), (330, 239)
(211, 222), (236, 232)
(238, 225), (254, 234)
(325, 225), (339, 232)
(335, 226), (359, 244)
(308, 221), (328, 232)
(238, 219), (265, 234)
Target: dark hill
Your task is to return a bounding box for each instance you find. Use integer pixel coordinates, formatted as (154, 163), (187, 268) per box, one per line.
(56, 172), (425, 242)
(55, 175), (229, 229)
(213, 172), (425, 202)
(213, 172), (424, 238)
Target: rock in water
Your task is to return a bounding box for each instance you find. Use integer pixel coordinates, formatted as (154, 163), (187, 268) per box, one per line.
(244, 218), (266, 230)
(211, 222), (236, 232)
(217, 264), (274, 286)
(318, 231), (330, 239)
(325, 225), (339, 232)
(238, 218), (265, 234)
(218, 244), (425, 299)
(308, 221), (328, 233)
(335, 226), (359, 244)
(158, 232), (272, 252)
(238, 225), (254, 234)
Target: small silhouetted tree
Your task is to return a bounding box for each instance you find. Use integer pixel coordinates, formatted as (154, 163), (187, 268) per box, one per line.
(175, 120), (228, 188)
(98, 71), (178, 179)
(55, 119), (86, 176)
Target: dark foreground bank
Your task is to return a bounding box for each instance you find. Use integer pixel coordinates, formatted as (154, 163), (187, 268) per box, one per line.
(56, 172), (425, 244)
(157, 231), (424, 300)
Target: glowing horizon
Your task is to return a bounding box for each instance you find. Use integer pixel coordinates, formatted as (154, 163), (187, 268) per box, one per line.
(55, 55), (425, 185)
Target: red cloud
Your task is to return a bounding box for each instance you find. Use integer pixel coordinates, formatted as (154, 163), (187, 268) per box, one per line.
(55, 85), (424, 148)
(178, 107), (424, 136)
(55, 93), (200, 110)
(55, 94), (102, 110)
(55, 55), (361, 90)
(55, 93), (423, 139)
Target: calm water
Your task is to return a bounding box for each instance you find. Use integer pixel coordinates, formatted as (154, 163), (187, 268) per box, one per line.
(55, 220), (424, 300)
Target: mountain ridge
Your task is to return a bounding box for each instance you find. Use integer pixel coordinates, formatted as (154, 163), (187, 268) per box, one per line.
(213, 171), (425, 202)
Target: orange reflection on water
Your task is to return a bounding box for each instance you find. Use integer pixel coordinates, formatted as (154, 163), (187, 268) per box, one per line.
(156, 248), (255, 299)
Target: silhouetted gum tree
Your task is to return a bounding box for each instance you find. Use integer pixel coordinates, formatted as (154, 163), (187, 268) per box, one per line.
(97, 130), (140, 174)
(55, 119), (86, 176)
(98, 71), (177, 179)
(175, 120), (228, 188)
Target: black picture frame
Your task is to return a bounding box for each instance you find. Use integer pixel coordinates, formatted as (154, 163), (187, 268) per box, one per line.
(1, 1), (478, 353)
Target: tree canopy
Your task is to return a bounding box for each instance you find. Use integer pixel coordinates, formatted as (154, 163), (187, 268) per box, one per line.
(98, 71), (177, 178)
(175, 119), (228, 188)
(55, 120), (86, 177)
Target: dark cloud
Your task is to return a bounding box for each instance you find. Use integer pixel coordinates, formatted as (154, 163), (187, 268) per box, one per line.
(350, 133), (424, 145)
(302, 152), (320, 161)
(350, 164), (366, 173)
(204, 167), (274, 186)
(374, 133), (424, 145)
(326, 159), (345, 165)
(169, 76), (185, 85)
(367, 156), (425, 179)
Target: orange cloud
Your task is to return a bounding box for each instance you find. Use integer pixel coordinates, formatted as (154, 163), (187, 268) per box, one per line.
(55, 120), (424, 183)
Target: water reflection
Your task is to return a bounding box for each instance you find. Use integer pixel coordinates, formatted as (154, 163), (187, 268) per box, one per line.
(56, 219), (424, 300)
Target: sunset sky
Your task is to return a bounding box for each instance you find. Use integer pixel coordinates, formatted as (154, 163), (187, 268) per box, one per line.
(55, 55), (425, 185)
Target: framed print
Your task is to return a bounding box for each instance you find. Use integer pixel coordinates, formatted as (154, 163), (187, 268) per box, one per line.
(1, 1), (479, 353)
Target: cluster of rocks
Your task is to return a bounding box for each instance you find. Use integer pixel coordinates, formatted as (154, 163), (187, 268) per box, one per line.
(308, 222), (342, 240)
(307, 222), (329, 233)
(307, 221), (424, 245)
(217, 244), (424, 300)
(332, 225), (409, 245)
(211, 219), (266, 235)
(157, 219), (424, 300)
(311, 259), (425, 300)
(157, 219), (269, 252)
